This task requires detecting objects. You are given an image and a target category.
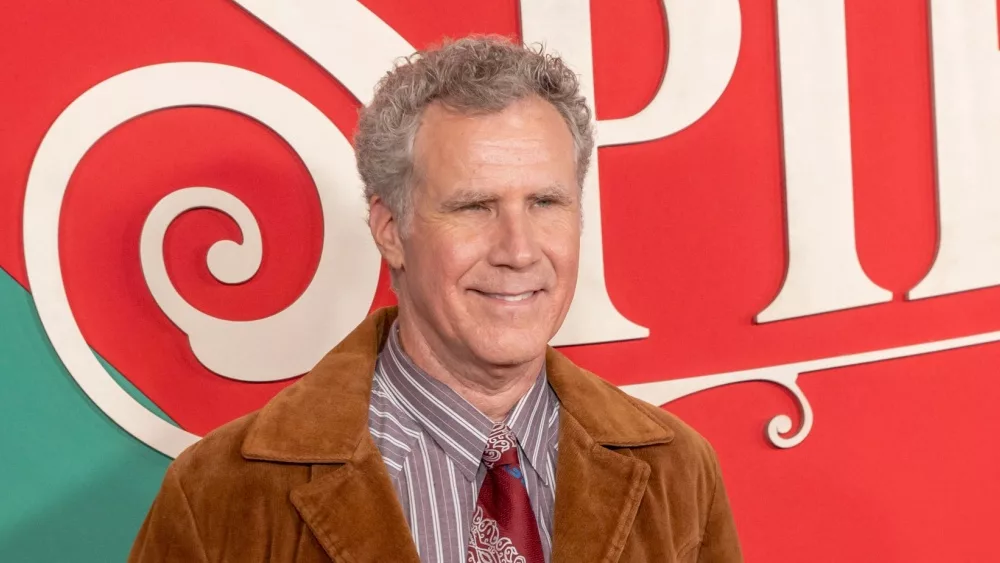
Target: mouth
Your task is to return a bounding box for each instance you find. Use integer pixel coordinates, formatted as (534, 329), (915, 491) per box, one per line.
(471, 289), (541, 303)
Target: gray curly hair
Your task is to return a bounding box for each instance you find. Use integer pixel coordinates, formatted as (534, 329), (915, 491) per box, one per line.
(354, 35), (595, 228)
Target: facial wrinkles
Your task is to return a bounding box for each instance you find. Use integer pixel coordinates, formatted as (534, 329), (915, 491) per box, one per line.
(467, 137), (552, 167)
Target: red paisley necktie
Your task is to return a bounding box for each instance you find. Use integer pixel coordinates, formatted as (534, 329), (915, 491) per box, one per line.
(466, 423), (545, 563)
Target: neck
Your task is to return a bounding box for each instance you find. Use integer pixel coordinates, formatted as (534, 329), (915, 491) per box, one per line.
(395, 314), (543, 422)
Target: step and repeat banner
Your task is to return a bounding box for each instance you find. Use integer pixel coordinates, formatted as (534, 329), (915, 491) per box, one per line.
(2, 1), (998, 561)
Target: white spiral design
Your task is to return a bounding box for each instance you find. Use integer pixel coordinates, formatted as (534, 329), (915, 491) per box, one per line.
(23, 62), (381, 457)
(621, 366), (816, 449)
(764, 376), (814, 449)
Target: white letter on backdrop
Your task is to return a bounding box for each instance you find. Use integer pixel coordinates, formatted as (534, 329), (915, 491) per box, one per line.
(520, 0), (742, 345)
(756, 0), (892, 323)
(910, 0), (1000, 299)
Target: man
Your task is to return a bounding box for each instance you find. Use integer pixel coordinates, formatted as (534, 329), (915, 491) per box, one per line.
(130, 36), (743, 563)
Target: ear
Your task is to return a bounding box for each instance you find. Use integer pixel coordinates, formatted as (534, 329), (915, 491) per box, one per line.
(368, 195), (405, 271)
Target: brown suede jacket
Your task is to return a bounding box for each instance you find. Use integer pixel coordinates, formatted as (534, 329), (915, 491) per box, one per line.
(129, 307), (743, 563)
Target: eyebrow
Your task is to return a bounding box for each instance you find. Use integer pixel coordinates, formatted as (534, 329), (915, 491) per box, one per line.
(439, 190), (498, 212)
(531, 184), (574, 203)
(439, 184), (574, 212)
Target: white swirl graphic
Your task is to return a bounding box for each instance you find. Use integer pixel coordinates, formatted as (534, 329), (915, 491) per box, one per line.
(24, 62), (381, 457)
(623, 366), (814, 449)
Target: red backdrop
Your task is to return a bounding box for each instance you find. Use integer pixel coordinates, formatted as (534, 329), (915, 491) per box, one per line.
(1, 1), (998, 561)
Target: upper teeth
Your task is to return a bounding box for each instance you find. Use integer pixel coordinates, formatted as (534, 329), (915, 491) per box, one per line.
(487, 291), (534, 302)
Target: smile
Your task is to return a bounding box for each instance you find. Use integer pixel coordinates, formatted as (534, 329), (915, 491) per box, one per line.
(475, 290), (539, 302)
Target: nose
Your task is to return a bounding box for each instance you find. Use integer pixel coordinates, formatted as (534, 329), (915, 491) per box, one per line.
(488, 206), (541, 270)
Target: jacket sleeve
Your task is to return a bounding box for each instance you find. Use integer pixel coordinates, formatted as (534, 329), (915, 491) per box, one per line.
(128, 464), (210, 563)
(696, 453), (744, 563)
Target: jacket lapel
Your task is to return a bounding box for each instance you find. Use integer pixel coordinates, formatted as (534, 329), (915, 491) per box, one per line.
(289, 437), (420, 563)
(550, 410), (651, 563)
(545, 348), (674, 563)
(242, 308), (420, 562)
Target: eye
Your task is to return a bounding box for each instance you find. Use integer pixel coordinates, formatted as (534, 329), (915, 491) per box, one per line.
(460, 202), (490, 212)
(534, 197), (558, 208)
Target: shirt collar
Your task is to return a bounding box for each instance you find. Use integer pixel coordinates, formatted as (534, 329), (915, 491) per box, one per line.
(374, 321), (558, 484)
(504, 365), (559, 485)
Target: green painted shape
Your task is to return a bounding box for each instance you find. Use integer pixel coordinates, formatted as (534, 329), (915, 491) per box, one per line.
(0, 268), (171, 562)
(97, 355), (177, 426)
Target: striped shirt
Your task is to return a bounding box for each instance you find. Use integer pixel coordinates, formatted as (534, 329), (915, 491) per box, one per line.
(367, 322), (561, 563)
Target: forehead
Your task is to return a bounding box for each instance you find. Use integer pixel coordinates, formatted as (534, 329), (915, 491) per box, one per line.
(412, 97), (577, 192)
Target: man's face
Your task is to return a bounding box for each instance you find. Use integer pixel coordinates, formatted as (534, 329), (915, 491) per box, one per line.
(396, 96), (581, 368)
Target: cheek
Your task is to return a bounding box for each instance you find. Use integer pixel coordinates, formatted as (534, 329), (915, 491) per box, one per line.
(553, 246), (580, 287)
(409, 227), (488, 290)
(541, 218), (581, 279)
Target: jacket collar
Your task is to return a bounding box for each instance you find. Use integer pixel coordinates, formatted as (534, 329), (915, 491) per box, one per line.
(241, 306), (390, 463)
(242, 306), (673, 463)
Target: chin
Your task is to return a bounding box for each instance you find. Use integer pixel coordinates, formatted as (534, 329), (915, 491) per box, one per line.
(469, 331), (550, 367)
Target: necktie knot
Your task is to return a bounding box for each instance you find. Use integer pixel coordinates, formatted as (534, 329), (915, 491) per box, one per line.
(482, 423), (518, 469)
